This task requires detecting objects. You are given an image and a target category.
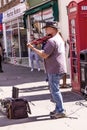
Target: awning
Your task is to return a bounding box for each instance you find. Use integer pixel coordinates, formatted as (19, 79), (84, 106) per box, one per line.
(23, 1), (59, 28)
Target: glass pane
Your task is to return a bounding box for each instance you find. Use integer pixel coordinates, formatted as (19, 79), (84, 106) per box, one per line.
(19, 17), (24, 28)
(6, 30), (12, 57)
(20, 28), (28, 57)
(12, 28), (19, 57)
(11, 19), (18, 28)
(30, 8), (53, 39)
(6, 22), (11, 30)
(30, 11), (42, 38)
(19, 16), (28, 57)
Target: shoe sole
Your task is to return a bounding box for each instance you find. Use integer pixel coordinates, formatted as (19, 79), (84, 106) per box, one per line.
(50, 114), (67, 119)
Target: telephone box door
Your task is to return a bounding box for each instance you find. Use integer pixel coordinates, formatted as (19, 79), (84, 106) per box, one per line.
(67, 1), (87, 93)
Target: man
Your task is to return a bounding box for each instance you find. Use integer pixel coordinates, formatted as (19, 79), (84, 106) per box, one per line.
(27, 21), (67, 119)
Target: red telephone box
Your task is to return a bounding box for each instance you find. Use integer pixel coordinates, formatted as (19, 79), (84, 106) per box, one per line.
(67, 0), (87, 93)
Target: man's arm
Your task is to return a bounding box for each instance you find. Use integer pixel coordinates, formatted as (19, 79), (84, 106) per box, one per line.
(27, 43), (49, 59)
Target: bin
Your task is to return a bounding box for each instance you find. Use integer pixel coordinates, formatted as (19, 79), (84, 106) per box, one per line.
(80, 49), (87, 62)
(80, 50), (87, 95)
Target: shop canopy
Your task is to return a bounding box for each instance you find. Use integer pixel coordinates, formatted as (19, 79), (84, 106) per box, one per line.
(23, 1), (59, 28)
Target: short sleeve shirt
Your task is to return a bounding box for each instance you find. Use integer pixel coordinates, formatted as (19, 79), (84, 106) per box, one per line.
(43, 33), (67, 74)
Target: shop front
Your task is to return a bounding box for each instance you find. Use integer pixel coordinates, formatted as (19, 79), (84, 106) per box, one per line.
(3, 3), (28, 65)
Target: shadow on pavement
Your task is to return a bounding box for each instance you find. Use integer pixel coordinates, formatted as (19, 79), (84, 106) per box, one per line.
(0, 112), (78, 127)
(0, 114), (51, 127)
(21, 90), (84, 103)
(62, 91), (84, 102)
(20, 85), (49, 93)
(0, 63), (46, 86)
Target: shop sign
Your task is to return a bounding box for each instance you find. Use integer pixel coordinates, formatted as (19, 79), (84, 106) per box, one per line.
(3, 3), (26, 22)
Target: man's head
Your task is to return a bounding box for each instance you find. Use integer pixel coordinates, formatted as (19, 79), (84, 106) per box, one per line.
(42, 21), (58, 36)
(43, 21), (58, 29)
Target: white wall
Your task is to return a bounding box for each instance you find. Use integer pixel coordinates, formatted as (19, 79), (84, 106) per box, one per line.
(58, 0), (83, 41)
(58, 0), (71, 76)
(58, 0), (71, 41)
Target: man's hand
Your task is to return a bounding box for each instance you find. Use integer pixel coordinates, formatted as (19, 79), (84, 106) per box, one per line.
(27, 42), (49, 59)
(27, 43), (34, 49)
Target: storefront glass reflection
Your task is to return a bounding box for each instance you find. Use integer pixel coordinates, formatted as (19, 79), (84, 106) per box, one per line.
(5, 16), (28, 58)
(12, 28), (19, 57)
(19, 16), (28, 57)
(30, 8), (54, 39)
(6, 30), (12, 56)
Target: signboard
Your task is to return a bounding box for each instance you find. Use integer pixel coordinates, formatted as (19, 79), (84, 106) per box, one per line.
(3, 3), (26, 22)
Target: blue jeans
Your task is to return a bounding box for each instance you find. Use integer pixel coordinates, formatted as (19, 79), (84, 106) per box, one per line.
(48, 73), (64, 113)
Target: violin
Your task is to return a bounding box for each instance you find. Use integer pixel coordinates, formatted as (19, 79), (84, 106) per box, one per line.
(30, 34), (52, 45)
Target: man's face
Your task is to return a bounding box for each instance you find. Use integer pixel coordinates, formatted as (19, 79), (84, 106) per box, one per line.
(45, 27), (56, 35)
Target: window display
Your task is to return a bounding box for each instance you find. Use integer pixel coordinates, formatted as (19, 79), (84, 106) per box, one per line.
(6, 22), (12, 57)
(5, 16), (28, 58)
(30, 8), (53, 39)
(19, 17), (28, 57)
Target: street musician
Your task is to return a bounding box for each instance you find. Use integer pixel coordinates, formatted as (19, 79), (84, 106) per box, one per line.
(27, 21), (67, 119)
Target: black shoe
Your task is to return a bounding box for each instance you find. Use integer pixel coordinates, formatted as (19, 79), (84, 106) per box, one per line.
(50, 110), (56, 115)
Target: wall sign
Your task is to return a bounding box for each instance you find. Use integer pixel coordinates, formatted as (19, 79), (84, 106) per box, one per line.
(3, 3), (26, 22)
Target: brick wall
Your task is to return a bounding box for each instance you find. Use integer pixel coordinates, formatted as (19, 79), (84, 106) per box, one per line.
(0, 0), (20, 13)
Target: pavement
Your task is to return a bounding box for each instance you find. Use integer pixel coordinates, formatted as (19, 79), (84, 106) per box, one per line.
(0, 63), (87, 130)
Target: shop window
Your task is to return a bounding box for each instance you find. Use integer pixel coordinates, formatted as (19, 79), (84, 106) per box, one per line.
(6, 19), (19, 57)
(6, 22), (12, 57)
(30, 8), (53, 39)
(19, 16), (28, 57)
(11, 19), (18, 28)
(11, 19), (19, 57)
(12, 29), (19, 57)
(6, 30), (12, 57)
(6, 17), (28, 58)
